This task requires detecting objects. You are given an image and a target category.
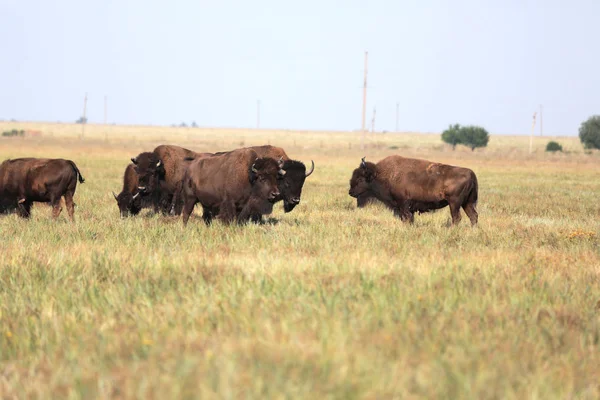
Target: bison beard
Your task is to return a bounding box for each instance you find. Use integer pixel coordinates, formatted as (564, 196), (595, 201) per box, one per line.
(0, 158), (85, 221)
(349, 155), (478, 226)
(181, 149), (285, 226)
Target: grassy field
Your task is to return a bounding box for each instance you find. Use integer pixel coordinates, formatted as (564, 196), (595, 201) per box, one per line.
(1, 122), (599, 399)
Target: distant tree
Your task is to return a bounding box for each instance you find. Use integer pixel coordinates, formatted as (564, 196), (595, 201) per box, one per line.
(460, 125), (489, 151)
(180, 122), (188, 128)
(2, 129), (24, 137)
(441, 124), (462, 150)
(191, 121), (198, 128)
(545, 141), (563, 152)
(75, 116), (87, 124)
(579, 115), (600, 150)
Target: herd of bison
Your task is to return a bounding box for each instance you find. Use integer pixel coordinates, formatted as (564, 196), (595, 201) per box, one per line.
(0, 144), (479, 226)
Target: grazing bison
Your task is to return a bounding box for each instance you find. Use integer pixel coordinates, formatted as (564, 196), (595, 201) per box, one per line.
(0, 158), (85, 220)
(131, 145), (210, 215)
(182, 149), (285, 226)
(112, 163), (153, 218)
(348, 156), (478, 225)
(213, 145), (314, 213)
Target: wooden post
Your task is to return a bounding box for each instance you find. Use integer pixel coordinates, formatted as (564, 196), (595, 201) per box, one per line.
(361, 51), (368, 150)
(530, 112), (537, 154)
(371, 107), (376, 133)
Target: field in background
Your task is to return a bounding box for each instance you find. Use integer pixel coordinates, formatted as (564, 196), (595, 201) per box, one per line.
(1, 122), (599, 398)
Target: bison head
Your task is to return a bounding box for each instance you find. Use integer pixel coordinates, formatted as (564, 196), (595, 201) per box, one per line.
(278, 158), (314, 212)
(113, 191), (141, 218)
(248, 157), (284, 203)
(130, 152), (164, 194)
(349, 156), (376, 198)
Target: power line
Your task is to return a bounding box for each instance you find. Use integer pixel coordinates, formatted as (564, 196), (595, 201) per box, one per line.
(361, 51), (368, 150)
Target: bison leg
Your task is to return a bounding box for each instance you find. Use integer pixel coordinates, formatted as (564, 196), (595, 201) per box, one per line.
(64, 191), (76, 221)
(449, 202), (462, 226)
(51, 199), (63, 220)
(17, 200), (32, 219)
(219, 200), (237, 225)
(393, 206), (414, 224)
(169, 183), (183, 216)
(250, 213), (264, 224)
(462, 203), (478, 226)
(201, 206), (214, 225)
(182, 198), (196, 226)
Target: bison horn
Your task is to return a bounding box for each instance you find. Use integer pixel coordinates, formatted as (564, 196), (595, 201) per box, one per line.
(361, 156), (367, 168)
(156, 160), (162, 167)
(278, 169), (286, 176)
(251, 163), (258, 173)
(305, 160), (314, 177)
(112, 191), (118, 201)
(131, 157), (138, 165)
(132, 192), (140, 199)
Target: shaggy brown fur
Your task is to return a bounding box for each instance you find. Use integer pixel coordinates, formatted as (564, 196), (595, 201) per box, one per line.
(349, 155), (478, 226)
(0, 158), (85, 220)
(181, 148), (284, 226)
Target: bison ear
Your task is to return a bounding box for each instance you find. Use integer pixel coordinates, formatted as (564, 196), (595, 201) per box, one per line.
(131, 157), (138, 165)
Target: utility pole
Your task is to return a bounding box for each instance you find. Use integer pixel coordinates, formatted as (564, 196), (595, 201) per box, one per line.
(361, 51), (368, 150)
(539, 104), (543, 136)
(371, 107), (376, 133)
(256, 100), (260, 129)
(81, 93), (88, 139)
(395, 102), (399, 132)
(104, 96), (107, 124)
(530, 112), (537, 154)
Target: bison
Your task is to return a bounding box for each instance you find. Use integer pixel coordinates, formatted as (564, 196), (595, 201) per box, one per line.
(213, 145), (314, 213)
(245, 145), (314, 213)
(112, 163), (153, 218)
(348, 155), (478, 225)
(131, 145), (211, 215)
(181, 148), (285, 226)
(0, 158), (85, 220)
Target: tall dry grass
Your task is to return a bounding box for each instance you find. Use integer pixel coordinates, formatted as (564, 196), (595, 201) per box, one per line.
(0, 122), (599, 398)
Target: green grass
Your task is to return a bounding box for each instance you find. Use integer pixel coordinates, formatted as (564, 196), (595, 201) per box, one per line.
(1, 123), (599, 398)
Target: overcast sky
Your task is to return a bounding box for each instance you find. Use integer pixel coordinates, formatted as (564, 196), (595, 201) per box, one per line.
(0, 0), (597, 135)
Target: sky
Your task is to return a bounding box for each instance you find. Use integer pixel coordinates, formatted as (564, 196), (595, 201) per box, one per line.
(0, 0), (598, 135)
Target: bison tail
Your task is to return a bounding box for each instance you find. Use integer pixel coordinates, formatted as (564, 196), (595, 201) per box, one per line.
(68, 160), (85, 184)
(467, 171), (478, 208)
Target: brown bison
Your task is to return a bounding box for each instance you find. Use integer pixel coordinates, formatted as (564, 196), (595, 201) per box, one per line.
(131, 145), (210, 215)
(0, 158), (85, 220)
(112, 164), (153, 218)
(245, 145), (314, 213)
(348, 156), (478, 225)
(181, 148), (285, 226)
(213, 145), (314, 213)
